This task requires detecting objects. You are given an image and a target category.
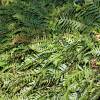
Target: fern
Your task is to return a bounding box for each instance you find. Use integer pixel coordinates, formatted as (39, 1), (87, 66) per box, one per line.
(0, 0), (100, 100)
(55, 0), (100, 33)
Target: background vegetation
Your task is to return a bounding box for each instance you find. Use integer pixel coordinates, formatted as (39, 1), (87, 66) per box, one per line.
(0, 0), (100, 100)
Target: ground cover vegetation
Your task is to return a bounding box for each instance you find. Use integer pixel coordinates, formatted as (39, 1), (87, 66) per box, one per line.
(0, 0), (100, 100)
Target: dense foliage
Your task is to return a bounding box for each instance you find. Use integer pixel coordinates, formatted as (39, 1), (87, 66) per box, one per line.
(0, 0), (100, 100)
